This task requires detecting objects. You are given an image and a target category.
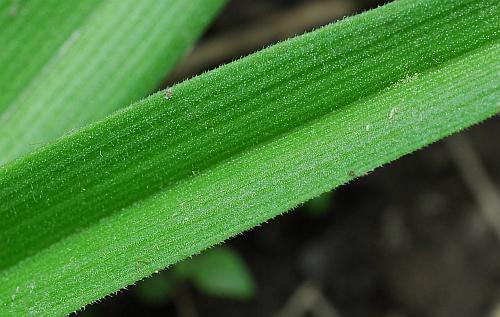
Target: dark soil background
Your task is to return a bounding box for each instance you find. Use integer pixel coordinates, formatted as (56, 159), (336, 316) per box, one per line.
(76, 1), (500, 316)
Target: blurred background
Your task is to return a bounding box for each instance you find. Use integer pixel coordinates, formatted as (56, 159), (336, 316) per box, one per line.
(76, 0), (500, 316)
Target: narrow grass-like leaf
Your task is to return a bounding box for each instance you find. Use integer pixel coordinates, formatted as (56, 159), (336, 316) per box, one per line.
(1, 0), (499, 315)
(0, 0), (101, 113)
(0, 0), (227, 164)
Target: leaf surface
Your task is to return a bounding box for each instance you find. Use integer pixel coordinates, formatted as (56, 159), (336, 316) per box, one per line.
(0, 0), (499, 315)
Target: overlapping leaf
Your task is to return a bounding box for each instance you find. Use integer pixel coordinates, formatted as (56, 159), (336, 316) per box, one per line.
(0, 0), (227, 164)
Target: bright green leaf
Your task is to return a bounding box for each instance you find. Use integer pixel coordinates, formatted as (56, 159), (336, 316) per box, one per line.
(0, 0), (498, 316)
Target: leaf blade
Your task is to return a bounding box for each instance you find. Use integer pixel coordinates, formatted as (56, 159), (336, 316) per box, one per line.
(0, 0), (499, 315)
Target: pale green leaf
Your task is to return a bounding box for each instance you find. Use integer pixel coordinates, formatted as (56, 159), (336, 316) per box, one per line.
(0, 0), (227, 164)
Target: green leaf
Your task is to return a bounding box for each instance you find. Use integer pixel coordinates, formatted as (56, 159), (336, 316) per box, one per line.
(0, 0), (498, 315)
(0, 0), (227, 164)
(135, 274), (174, 304)
(304, 192), (333, 217)
(175, 247), (255, 300)
(0, 0), (101, 113)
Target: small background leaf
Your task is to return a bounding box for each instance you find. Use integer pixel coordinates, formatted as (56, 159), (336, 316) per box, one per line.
(304, 192), (334, 217)
(175, 247), (256, 300)
(135, 275), (174, 304)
